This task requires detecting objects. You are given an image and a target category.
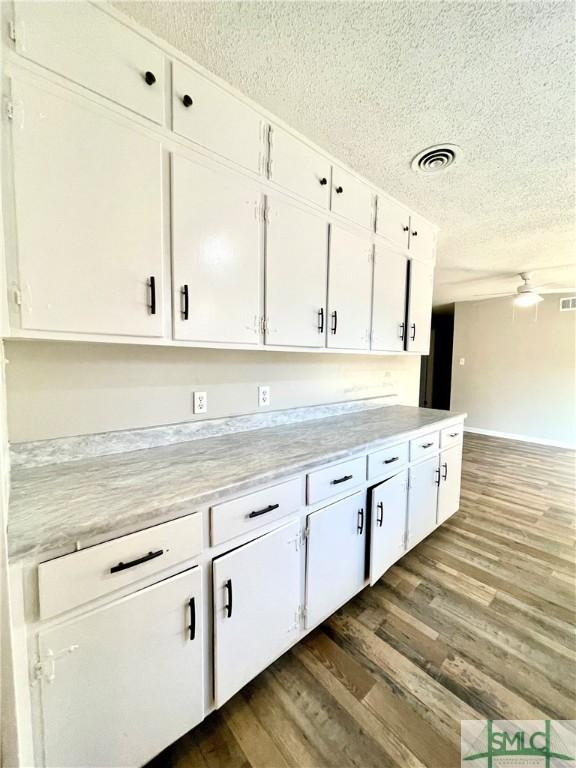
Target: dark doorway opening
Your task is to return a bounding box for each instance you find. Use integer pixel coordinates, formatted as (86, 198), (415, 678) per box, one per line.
(419, 305), (454, 409)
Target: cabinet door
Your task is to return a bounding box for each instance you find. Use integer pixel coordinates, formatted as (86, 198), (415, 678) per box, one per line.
(172, 155), (262, 344)
(409, 215), (436, 262)
(327, 226), (373, 350)
(406, 260), (434, 353)
(13, 2), (164, 123)
(407, 457), (439, 550)
(213, 520), (301, 707)
(376, 196), (410, 250)
(173, 61), (263, 174)
(268, 126), (331, 208)
(11, 80), (165, 338)
(371, 245), (408, 352)
(38, 569), (203, 768)
(305, 491), (367, 628)
(265, 200), (328, 347)
(331, 167), (375, 230)
(437, 444), (463, 525)
(369, 470), (408, 585)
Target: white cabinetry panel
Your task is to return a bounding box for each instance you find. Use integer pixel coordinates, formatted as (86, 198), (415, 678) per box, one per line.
(327, 226), (373, 350)
(369, 470), (408, 585)
(406, 260), (434, 353)
(371, 246), (408, 352)
(172, 155), (262, 344)
(268, 127), (331, 208)
(409, 214), (436, 262)
(173, 61), (263, 173)
(331, 167), (375, 230)
(407, 457), (439, 549)
(437, 444), (463, 525)
(265, 200), (328, 347)
(13, 2), (164, 123)
(213, 520), (301, 707)
(11, 80), (165, 338)
(376, 196), (410, 250)
(38, 568), (204, 768)
(305, 491), (367, 628)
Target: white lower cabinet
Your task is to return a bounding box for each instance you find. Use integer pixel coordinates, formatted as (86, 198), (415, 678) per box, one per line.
(37, 568), (204, 768)
(407, 457), (439, 549)
(212, 520), (301, 707)
(369, 470), (408, 585)
(305, 491), (367, 628)
(437, 444), (463, 525)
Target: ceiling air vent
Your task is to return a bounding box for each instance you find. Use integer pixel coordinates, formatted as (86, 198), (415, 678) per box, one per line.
(559, 297), (576, 311)
(411, 144), (461, 174)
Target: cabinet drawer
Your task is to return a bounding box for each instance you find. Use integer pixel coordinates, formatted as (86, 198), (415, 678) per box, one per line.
(331, 167), (375, 230)
(210, 478), (303, 546)
(14, 2), (164, 124)
(441, 424), (464, 448)
(307, 456), (366, 505)
(173, 61), (263, 173)
(409, 432), (440, 462)
(38, 513), (202, 619)
(268, 126), (331, 208)
(367, 442), (409, 480)
(376, 196), (410, 250)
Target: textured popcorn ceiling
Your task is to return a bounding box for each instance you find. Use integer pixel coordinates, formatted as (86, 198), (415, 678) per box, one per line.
(114, 0), (575, 305)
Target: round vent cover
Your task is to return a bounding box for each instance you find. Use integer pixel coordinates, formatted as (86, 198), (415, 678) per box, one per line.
(411, 144), (461, 174)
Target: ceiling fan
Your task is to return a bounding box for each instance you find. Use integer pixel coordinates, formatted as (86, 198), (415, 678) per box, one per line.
(469, 271), (571, 306)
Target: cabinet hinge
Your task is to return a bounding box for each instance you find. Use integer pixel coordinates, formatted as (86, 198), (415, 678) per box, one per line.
(32, 645), (79, 685)
(265, 125), (273, 178)
(8, 20), (16, 43)
(13, 288), (22, 306)
(260, 316), (268, 335)
(299, 604), (307, 626)
(6, 102), (14, 121)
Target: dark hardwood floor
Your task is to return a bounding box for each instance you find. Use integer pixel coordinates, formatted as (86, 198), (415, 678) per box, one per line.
(150, 433), (576, 768)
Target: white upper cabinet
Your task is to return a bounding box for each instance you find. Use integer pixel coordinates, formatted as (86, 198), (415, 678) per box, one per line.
(173, 61), (263, 174)
(268, 126), (331, 208)
(406, 260), (434, 353)
(371, 246), (408, 352)
(409, 214), (436, 262)
(172, 155), (262, 345)
(327, 226), (373, 350)
(265, 199), (328, 347)
(38, 568), (204, 768)
(331, 166), (375, 230)
(13, 2), (164, 124)
(437, 444), (463, 525)
(369, 470), (408, 585)
(376, 196), (411, 250)
(213, 520), (301, 707)
(11, 79), (165, 339)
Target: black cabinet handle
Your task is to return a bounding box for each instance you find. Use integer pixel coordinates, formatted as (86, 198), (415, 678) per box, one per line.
(399, 322), (405, 341)
(449, 432), (459, 438)
(332, 474), (352, 485)
(331, 310), (338, 334)
(402, 225), (409, 232)
(248, 503), (279, 519)
(148, 276), (156, 315)
(442, 462), (448, 481)
(224, 579), (233, 618)
(181, 284), (189, 320)
(335, 186), (343, 194)
(110, 549), (164, 574)
(188, 597), (196, 640)
(357, 508), (364, 535)
(319, 177), (327, 186)
(421, 442), (434, 449)
(317, 308), (325, 333)
(182, 94), (193, 107)
(435, 468), (441, 486)
(410, 323), (416, 341)
(384, 456), (399, 464)
(376, 502), (384, 527)
(412, 230), (418, 237)
(144, 71), (156, 86)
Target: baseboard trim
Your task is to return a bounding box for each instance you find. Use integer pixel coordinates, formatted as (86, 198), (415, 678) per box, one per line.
(464, 426), (576, 450)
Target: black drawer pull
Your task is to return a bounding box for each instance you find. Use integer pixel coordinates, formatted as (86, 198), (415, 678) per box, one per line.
(402, 225), (409, 232)
(376, 502), (384, 527)
(442, 462), (448, 481)
(357, 508), (365, 535)
(449, 432), (459, 438)
(410, 323), (416, 341)
(110, 549), (164, 574)
(335, 185), (343, 194)
(188, 597), (196, 640)
(319, 177), (327, 186)
(248, 503), (279, 519)
(225, 579), (233, 618)
(318, 308), (324, 333)
(331, 310), (338, 334)
(332, 474), (352, 485)
(182, 94), (193, 107)
(148, 276), (156, 315)
(412, 230), (418, 237)
(421, 442), (434, 449)
(144, 71), (156, 86)
(181, 284), (189, 320)
(384, 456), (399, 464)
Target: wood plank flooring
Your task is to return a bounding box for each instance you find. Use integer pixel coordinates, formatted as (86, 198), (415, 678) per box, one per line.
(150, 433), (576, 768)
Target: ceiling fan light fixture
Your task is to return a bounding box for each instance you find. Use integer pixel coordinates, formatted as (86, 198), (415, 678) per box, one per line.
(513, 292), (543, 307)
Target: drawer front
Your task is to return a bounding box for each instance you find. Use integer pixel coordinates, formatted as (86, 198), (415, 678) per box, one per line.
(409, 431), (440, 462)
(331, 167), (375, 230)
(14, 2), (164, 124)
(210, 478), (303, 546)
(268, 126), (331, 208)
(173, 61), (263, 173)
(38, 513), (202, 619)
(307, 456), (366, 505)
(376, 196), (410, 250)
(368, 442), (409, 480)
(441, 424), (464, 449)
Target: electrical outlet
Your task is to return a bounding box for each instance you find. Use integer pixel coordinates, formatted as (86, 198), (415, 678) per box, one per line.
(459, 358), (466, 366)
(193, 391), (207, 414)
(258, 385), (270, 408)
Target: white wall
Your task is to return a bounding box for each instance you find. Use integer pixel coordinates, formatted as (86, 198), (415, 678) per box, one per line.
(451, 295), (576, 447)
(4, 341), (421, 442)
